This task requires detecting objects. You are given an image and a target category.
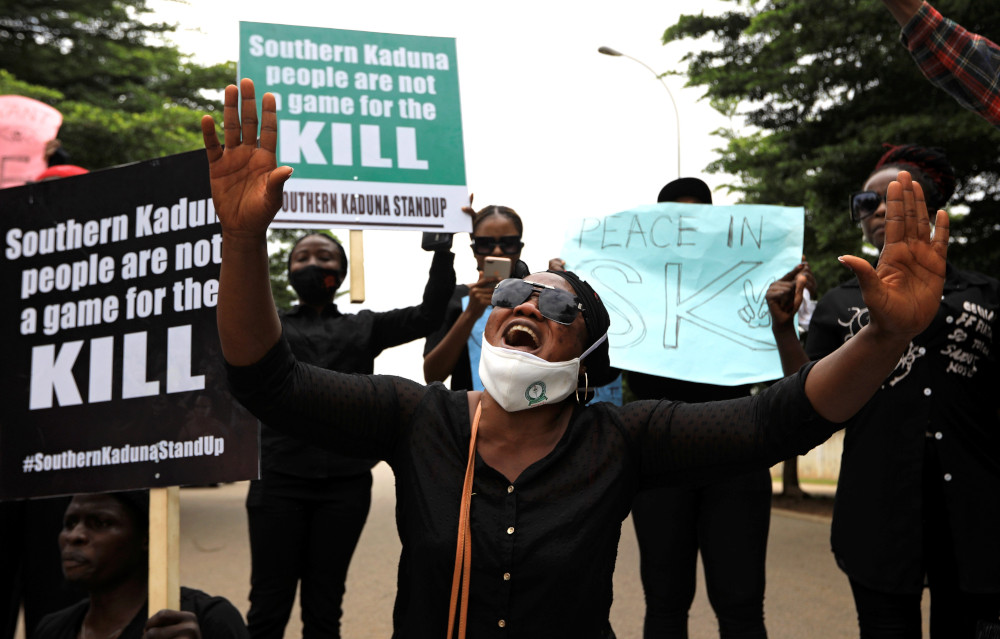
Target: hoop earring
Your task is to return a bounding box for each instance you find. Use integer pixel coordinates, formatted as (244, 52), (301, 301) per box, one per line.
(575, 372), (589, 404)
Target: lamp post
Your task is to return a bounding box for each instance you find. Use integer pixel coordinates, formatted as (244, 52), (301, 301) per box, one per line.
(598, 46), (681, 178)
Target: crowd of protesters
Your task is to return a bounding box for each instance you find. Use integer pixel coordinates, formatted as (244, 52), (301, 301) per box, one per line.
(2, 1), (998, 638)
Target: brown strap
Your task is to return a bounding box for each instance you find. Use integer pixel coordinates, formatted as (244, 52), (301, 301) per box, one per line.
(447, 401), (481, 639)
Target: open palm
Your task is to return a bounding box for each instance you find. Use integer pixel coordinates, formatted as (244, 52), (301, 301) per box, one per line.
(200, 79), (292, 238)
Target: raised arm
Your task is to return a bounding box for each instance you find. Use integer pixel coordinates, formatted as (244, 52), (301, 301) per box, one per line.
(201, 79), (292, 366)
(803, 171), (948, 422)
(881, 0), (922, 27)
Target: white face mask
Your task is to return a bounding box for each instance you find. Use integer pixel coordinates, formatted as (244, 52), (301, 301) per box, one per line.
(478, 333), (608, 412)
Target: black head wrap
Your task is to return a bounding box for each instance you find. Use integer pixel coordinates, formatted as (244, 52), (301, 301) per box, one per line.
(546, 270), (615, 386)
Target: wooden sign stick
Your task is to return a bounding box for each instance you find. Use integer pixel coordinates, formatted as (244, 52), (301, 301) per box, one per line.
(349, 230), (365, 303)
(148, 486), (180, 611)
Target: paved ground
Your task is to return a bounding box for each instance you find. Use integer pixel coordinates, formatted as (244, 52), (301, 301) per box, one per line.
(172, 466), (928, 639)
(17, 466), (929, 638)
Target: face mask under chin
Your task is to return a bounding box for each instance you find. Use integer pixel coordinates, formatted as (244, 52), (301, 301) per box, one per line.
(478, 333), (607, 412)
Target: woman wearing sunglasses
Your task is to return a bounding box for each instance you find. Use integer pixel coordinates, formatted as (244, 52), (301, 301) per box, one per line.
(422, 204), (530, 390)
(767, 144), (1000, 637)
(203, 81), (952, 638)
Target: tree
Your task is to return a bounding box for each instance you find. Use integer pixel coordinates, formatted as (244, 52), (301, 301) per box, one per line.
(663, 0), (1000, 496)
(0, 0), (234, 170)
(664, 0), (1000, 295)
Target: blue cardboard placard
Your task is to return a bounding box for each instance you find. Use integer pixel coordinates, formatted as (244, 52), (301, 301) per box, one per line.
(561, 202), (804, 385)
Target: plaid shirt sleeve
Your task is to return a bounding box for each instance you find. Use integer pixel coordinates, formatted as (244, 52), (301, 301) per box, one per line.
(901, 1), (1000, 128)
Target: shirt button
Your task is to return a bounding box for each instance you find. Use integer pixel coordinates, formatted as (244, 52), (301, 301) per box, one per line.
(923, 388), (932, 397)
(944, 473), (953, 481)
(498, 619), (506, 628)
(507, 526), (515, 535)
(918, 347), (926, 355)
(507, 485), (514, 494)
(935, 432), (943, 440)
(946, 316), (954, 324)
(503, 572), (511, 581)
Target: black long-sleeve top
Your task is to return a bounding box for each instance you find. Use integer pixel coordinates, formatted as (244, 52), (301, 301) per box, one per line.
(228, 336), (839, 638)
(261, 249), (456, 477)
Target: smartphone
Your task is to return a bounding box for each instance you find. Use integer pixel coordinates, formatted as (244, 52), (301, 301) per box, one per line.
(483, 256), (512, 280)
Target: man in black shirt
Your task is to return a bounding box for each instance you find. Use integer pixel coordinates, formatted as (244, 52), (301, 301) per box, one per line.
(34, 491), (247, 639)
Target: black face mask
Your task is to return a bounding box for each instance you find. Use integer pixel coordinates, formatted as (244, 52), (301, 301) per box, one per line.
(289, 265), (342, 305)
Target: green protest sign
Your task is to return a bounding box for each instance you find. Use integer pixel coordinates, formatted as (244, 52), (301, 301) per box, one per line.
(240, 22), (469, 231)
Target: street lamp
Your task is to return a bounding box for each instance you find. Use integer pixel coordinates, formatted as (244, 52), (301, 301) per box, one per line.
(598, 46), (681, 178)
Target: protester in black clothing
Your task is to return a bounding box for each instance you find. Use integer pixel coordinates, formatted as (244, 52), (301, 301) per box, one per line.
(423, 204), (530, 390)
(626, 176), (769, 639)
(766, 144), (1000, 637)
(202, 79), (950, 637)
(245, 231), (455, 639)
(33, 491), (246, 639)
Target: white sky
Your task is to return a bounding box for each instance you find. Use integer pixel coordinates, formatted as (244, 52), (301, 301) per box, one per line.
(149, 0), (745, 380)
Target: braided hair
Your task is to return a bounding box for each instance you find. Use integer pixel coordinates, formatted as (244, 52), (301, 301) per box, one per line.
(872, 144), (956, 212)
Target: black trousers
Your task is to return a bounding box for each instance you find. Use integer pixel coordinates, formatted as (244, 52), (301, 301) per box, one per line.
(245, 470), (372, 639)
(631, 470), (772, 639)
(846, 442), (1000, 638)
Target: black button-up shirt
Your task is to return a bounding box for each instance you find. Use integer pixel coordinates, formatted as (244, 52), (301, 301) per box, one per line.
(806, 265), (1000, 593)
(230, 334), (839, 637)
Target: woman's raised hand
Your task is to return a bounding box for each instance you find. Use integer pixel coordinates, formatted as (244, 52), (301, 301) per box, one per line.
(200, 78), (293, 239)
(839, 170), (949, 341)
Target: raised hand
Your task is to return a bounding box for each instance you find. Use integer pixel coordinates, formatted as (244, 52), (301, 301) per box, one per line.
(766, 263), (811, 329)
(200, 78), (293, 239)
(839, 171), (949, 341)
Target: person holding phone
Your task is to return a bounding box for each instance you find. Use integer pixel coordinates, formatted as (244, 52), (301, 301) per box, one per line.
(422, 204), (531, 390)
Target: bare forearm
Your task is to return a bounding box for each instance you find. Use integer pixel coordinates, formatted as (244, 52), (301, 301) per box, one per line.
(772, 324), (810, 377)
(804, 325), (909, 422)
(882, 0), (923, 27)
(423, 310), (478, 382)
(217, 231), (282, 366)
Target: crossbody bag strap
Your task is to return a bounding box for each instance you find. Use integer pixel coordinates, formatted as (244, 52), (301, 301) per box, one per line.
(446, 401), (481, 639)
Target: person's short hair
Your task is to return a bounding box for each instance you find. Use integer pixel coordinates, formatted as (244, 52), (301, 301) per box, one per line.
(657, 177), (713, 204)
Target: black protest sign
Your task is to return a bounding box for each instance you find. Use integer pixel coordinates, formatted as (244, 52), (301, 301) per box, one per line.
(0, 150), (258, 500)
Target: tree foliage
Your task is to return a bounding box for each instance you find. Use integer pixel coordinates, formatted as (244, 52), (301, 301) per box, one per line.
(0, 0), (234, 170)
(665, 0), (1000, 291)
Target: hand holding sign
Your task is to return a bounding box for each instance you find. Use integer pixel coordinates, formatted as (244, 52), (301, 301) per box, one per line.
(839, 171), (949, 342)
(200, 79), (293, 240)
(765, 263), (811, 329)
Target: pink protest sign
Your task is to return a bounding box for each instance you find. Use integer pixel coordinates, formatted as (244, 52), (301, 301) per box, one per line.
(0, 96), (63, 188)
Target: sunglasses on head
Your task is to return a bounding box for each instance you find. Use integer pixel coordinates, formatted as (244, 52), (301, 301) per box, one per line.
(491, 278), (585, 325)
(849, 190), (887, 222)
(471, 235), (523, 255)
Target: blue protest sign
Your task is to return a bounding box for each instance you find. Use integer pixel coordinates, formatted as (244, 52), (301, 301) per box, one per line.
(561, 202), (804, 385)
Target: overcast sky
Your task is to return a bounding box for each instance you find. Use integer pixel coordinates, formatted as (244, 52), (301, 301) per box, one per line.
(149, 0), (747, 380)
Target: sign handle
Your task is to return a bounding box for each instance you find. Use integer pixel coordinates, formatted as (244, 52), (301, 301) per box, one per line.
(350, 230), (365, 303)
(148, 486), (180, 611)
